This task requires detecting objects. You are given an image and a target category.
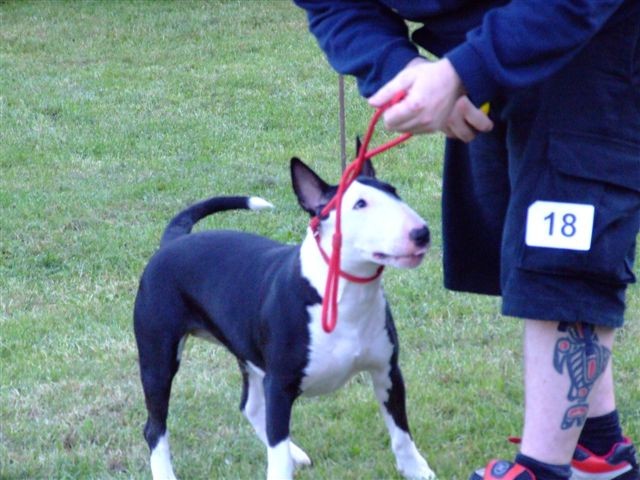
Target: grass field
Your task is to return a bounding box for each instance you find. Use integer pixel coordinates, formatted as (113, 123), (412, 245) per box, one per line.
(1, 1), (638, 479)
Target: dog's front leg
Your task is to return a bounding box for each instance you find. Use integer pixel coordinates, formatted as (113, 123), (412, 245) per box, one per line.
(264, 373), (299, 480)
(371, 363), (436, 480)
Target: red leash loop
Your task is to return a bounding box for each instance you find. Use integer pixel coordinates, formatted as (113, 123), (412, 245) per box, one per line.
(311, 91), (412, 333)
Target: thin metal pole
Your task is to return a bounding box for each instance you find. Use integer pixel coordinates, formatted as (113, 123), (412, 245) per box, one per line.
(338, 75), (347, 171)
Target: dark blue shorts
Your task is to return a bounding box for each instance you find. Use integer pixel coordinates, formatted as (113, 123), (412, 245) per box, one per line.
(442, 3), (640, 328)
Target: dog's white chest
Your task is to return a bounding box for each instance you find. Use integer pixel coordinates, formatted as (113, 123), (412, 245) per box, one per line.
(300, 290), (393, 397)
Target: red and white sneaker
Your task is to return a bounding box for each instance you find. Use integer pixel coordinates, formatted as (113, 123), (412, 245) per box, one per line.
(469, 460), (536, 480)
(572, 438), (639, 480)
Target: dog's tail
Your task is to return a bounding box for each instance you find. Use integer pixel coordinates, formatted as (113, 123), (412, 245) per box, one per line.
(160, 196), (274, 247)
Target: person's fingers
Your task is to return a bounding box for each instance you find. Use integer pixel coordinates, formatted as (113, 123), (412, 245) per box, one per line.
(368, 69), (415, 108)
(441, 96), (494, 142)
(382, 89), (435, 131)
(384, 107), (438, 134)
(460, 97), (494, 132)
(442, 126), (457, 139)
(444, 119), (477, 143)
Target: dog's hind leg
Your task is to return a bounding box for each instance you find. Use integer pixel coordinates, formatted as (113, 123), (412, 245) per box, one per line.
(136, 321), (185, 480)
(371, 361), (435, 480)
(239, 362), (311, 472)
(239, 361), (268, 443)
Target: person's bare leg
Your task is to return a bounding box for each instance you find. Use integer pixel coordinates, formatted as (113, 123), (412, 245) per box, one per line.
(583, 354), (616, 418)
(520, 320), (614, 465)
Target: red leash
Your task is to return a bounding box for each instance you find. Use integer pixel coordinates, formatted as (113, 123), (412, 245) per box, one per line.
(310, 91), (412, 333)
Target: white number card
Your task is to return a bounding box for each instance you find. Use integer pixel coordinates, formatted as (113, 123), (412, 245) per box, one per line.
(525, 201), (595, 251)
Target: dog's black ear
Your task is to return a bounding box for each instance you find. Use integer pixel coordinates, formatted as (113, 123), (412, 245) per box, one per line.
(361, 158), (376, 178)
(355, 136), (376, 178)
(291, 157), (331, 215)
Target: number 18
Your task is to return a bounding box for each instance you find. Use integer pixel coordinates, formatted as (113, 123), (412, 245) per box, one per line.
(544, 212), (577, 238)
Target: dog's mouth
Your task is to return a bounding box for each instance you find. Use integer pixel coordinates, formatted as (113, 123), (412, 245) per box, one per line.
(373, 247), (428, 269)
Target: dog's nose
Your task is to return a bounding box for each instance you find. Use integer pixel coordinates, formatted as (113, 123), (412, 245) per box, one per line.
(409, 225), (430, 248)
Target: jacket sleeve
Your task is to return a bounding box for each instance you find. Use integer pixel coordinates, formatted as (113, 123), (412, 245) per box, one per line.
(293, 0), (421, 98)
(446, 0), (627, 106)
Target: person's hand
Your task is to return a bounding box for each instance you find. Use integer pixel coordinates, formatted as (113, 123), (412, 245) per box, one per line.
(368, 57), (462, 133)
(442, 95), (494, 143)
(369, 57), (493, 141)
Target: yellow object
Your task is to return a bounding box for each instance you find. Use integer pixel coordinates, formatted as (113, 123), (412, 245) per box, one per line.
(480, 102), (490, 115)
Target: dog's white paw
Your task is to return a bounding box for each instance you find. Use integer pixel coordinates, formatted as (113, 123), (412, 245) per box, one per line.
(398, 456), (436, 480)
(290, 442), (312, 469)
(150, 434), (179, 480)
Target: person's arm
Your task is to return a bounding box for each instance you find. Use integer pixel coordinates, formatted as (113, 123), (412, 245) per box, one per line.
(447, 0), (626, 106)
(293, 0), (422, 98)
(371, 0), (626, 135)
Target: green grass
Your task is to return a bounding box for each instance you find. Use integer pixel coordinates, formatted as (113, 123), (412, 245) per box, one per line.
(1, 1), (638, 479)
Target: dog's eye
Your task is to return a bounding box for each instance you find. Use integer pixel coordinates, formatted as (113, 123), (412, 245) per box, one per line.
(353, 199), (367, 210)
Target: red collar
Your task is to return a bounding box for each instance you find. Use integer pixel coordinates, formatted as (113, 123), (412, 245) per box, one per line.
(310, 220), (384, 283)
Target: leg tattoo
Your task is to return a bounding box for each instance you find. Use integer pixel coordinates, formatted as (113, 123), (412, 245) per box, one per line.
(553, 323), (611, 429)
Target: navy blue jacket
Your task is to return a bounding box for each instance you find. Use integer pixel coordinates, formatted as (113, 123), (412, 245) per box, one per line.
(294, 0), (627, 104)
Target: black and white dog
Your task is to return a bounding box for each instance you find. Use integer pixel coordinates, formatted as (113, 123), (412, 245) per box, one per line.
(134, 157), (435, 479)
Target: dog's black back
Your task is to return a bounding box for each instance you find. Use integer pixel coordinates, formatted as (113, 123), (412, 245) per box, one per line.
(136, 226), (323, 373)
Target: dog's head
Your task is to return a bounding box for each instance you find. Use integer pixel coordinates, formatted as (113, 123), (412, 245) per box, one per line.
(291, 156), (429, 269)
